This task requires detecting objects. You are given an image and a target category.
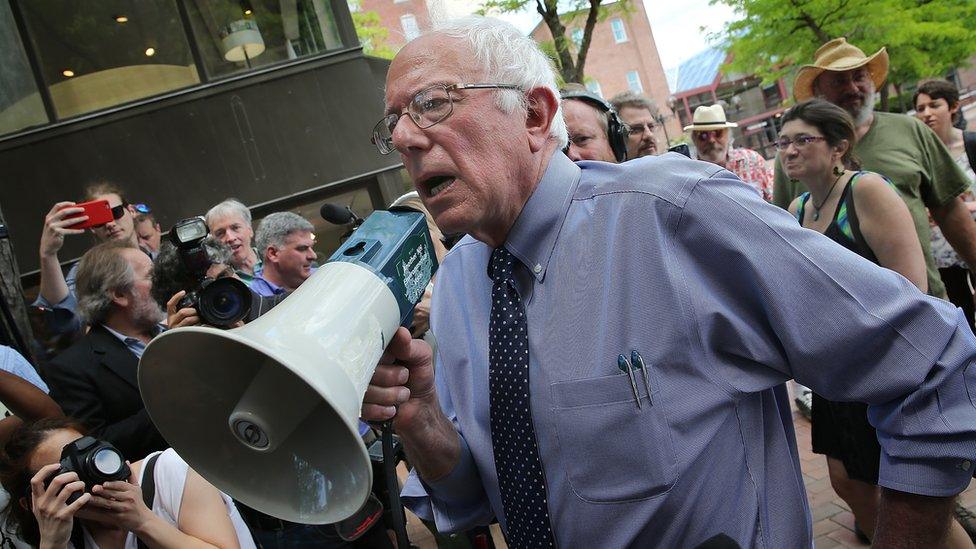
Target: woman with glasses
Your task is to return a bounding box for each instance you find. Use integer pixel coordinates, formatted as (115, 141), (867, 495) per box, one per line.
(780, 99), (930, 544)
(914, 79), (976, 332)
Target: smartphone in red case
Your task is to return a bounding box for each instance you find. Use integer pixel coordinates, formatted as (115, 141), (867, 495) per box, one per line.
(62, 199), (113, 229)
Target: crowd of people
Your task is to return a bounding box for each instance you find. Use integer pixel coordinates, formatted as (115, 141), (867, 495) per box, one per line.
(0, 12), (974, 549)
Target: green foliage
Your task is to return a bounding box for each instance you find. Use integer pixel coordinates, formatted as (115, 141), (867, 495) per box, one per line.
(351, 9), (396, 59)
(479, 0), (631, 82)
(709, 0), (976, 91)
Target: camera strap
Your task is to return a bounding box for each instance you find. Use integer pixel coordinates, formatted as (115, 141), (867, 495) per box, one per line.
(135, 452), (161, 549)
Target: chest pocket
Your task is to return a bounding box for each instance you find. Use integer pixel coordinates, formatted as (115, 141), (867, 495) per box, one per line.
(549, 370), (677, 503)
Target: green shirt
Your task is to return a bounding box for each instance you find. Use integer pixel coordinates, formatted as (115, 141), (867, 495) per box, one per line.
(773, 111), (970, 298)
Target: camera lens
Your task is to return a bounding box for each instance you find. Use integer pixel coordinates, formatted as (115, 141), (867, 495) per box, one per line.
(92, 447), (124, 476)
(197, 277), (252, 327)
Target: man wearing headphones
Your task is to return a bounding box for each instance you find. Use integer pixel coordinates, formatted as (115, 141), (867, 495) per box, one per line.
(560, 84), (629, 163)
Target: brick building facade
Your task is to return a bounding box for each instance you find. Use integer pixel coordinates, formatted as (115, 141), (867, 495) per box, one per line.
(529, 2), (682, 145)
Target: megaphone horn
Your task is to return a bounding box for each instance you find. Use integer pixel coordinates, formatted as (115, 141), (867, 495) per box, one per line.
(139, 210), (437, 524)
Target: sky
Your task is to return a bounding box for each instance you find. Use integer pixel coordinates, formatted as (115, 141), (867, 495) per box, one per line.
(484, 0), (740, 71)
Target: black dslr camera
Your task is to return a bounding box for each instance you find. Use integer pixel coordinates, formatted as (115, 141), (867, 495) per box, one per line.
(170, 217), (252, 327)
(46, 436), (130, 503)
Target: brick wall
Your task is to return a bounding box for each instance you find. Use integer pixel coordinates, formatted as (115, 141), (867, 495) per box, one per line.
(530, 2), (682, 145)
(358, 0), (432, 51)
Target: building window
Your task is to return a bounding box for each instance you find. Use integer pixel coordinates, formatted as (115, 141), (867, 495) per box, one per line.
(400, 14), (420, 41)
(0, 2), (49, 136)
(17, 0), (200, 120)
(626, 71), (643, 93)
(571, 28), (583, 48)
(184, 0), (343, 78)
(610, 18), (627, 43)
(585, 79), (602, 98)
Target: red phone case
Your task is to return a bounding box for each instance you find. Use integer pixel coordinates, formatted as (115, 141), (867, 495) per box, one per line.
(62, 200), (113, 229)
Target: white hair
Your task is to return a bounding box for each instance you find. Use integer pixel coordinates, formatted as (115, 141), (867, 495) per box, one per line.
(429, 16), (568, 149)
(205, 198), (252, 229)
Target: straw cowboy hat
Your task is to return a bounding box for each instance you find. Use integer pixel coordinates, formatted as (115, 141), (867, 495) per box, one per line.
(793, 37), (889, 101)
(683, 104), (738, 132)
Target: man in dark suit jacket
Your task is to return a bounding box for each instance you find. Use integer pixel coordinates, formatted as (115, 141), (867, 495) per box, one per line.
(45, 240), (168, 460)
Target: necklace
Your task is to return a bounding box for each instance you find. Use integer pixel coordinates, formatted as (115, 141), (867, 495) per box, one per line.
(812, 169), (845, 221)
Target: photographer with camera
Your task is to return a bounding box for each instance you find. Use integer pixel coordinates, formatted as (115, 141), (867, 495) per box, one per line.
(0, 417), (254, 548)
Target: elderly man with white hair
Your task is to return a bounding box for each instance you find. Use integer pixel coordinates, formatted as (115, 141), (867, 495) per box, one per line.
(251, 212), (317, 296)
(205, 198), (262, 283)
(360, 16), (976, 548)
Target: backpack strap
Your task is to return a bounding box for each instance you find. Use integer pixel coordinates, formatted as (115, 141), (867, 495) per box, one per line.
(136, 453), (161, 549)
(964, 131), (976, 174)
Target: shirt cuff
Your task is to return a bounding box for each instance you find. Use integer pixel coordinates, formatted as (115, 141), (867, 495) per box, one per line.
(32, 293), (81, 335)
(879, 455), (976, 497)
(400, 433), (492, 533)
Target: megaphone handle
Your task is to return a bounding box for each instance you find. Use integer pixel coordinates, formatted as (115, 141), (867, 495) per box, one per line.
(381, 421), (411, 548)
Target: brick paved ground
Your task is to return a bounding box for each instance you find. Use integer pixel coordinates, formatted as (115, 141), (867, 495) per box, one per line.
(399, 409), (976, 548)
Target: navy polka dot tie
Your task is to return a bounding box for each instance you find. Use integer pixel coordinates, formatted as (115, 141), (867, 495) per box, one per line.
(487, 247), (555, 548)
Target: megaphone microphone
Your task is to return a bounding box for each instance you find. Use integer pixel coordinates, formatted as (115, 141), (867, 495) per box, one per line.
(320, 203), (364, 227)
(138, 210), (437, 524)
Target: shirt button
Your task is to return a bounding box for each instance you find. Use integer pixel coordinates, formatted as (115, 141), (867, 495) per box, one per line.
(961, 460), (972, 471)
(533, 264), (542, 274)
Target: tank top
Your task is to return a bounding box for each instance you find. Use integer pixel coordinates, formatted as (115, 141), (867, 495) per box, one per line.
(795, 171), (879, 263)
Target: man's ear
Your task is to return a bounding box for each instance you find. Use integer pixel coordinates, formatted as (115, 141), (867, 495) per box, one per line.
(266, 246), (279, 264)
(110, 288), (129, 308)
(19, 495), (30, 512)
(525, 87), (559, 153)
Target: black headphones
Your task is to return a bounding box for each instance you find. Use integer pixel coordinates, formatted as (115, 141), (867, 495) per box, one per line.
(560, 89), (629, 162)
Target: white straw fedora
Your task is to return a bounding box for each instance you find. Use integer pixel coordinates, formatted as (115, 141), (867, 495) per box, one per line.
(683, 104), (738, 132)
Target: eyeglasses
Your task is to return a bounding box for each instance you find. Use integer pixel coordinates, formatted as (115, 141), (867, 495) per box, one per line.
(371, 83), (523, 155)
(775, 135), (827, 150)
(693, 130), (726, 141)
(627, 123), (656, 136)
(131, 203), (151, 214)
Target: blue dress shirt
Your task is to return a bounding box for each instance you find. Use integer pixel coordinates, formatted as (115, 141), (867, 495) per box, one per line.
(0, 345), (47, 393)
(401, 152), (976, 547)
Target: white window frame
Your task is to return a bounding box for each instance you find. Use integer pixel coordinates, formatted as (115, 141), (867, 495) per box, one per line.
(400, 14), (420, 41)
(626, 70), (643, 93)
(586, 80), (602, 98)
(610, 18), (627, 43)
(571, 28), (583, 48)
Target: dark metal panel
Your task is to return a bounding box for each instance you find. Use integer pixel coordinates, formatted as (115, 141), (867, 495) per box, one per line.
(0, 53), (400, 278)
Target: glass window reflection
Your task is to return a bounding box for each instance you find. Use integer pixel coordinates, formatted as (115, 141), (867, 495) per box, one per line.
(184, 0), (343, 78)
(0, 2), (48, 135)
(19, 0), (199, 119)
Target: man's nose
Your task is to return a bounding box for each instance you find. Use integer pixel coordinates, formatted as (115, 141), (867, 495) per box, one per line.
(567, 145), (583, 162)
(391, 114), (431, 154)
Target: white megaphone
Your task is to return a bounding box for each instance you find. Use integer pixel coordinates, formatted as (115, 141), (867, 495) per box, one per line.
(138, 210), (437, 524)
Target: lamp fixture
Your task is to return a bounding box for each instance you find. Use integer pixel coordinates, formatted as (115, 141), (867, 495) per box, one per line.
(244, 8), (252, 15)
(62, 69), (75, 77)
(115, 15), (128, 23)
(145, 47), (156, 57)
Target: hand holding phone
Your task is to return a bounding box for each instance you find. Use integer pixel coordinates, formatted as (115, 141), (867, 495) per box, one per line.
(59, 199), (112, 229)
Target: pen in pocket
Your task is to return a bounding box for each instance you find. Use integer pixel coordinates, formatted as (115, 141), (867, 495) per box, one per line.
(631, 350), (653, 405)
(617, 354), (642, 410)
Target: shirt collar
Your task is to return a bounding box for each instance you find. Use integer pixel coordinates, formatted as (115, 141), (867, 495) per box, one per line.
(504, 152), (581, 282)
(101, 323), (164, 345)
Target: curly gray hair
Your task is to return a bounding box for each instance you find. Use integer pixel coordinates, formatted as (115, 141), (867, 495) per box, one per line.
(75, 240), (138, 325)
(255, 212), (314, 259)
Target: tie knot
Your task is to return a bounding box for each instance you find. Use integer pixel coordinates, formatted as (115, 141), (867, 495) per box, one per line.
(488, 247), (516, 282)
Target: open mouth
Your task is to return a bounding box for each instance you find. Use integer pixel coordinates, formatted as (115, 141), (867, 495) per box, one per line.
(423, 175), (456, 197)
